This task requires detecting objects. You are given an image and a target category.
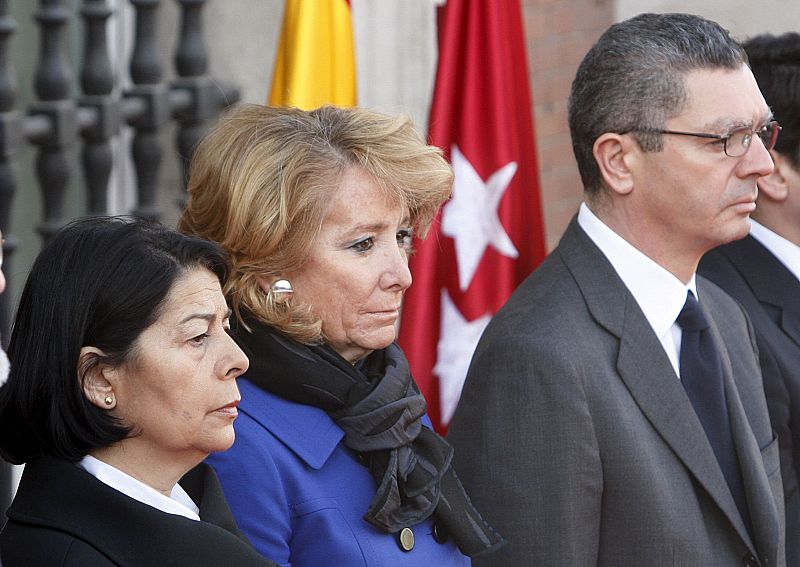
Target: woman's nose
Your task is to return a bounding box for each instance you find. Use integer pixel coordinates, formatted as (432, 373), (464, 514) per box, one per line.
(222, 332), (249, 379)
(383, 246), (412, 291)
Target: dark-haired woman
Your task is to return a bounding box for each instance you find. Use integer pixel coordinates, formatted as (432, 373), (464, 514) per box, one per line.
(0, 217), (278, 567)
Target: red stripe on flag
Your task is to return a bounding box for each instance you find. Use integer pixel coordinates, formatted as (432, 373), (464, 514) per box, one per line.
(399, 0), (546, 434)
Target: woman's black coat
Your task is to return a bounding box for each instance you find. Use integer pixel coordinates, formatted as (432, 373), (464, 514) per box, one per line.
(0, 455), (278, 566)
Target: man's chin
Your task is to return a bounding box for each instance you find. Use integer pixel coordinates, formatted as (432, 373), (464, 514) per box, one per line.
(717, 218), (752, 247)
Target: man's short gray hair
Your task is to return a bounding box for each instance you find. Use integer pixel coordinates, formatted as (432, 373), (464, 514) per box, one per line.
(568, 13), (748, 195)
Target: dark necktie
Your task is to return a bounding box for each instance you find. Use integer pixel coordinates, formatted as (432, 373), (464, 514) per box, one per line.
(677, 291), (751, 532)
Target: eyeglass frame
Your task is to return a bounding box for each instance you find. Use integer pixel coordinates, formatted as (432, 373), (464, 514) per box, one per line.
(623, 120), (781, 158)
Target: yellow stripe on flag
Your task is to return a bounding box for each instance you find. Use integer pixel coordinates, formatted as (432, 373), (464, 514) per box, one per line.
(269, 0), (356, 109)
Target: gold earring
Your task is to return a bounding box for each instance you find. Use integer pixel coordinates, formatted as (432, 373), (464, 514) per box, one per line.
(104, 395), (114, 406)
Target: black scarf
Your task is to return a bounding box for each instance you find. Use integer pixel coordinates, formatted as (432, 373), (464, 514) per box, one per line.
(232, 313), (505, 558)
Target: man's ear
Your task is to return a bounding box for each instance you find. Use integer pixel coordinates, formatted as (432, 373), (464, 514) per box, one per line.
(757, 150), (791, 203)
(593, 133), (636, 196)
(78, 346), (117, 410)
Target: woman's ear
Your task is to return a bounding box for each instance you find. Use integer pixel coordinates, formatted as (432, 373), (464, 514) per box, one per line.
(78, 346), (117, 410)
(256, 276), (272, 294)
(757, 150), (791, 203)
(593, 133), (636, 196)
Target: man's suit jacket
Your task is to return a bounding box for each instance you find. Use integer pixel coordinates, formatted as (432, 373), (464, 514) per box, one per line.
(447, 218), (785, 567)
(0, 456), (278, 566)
(700, 235), (800, 566)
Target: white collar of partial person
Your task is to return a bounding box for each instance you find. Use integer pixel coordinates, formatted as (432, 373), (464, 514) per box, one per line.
(0, 337), (8, 387)
(0, 227), (7, 386)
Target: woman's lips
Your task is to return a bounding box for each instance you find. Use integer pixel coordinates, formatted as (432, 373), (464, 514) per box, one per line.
(369, 309), (400, 321)
(213, 400), (240, 416)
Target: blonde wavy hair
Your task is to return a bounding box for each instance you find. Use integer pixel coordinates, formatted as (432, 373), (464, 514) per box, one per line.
(179, 103), (453, 344)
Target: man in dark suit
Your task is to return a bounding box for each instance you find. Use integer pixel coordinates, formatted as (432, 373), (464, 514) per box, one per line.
(699, 32), (800, 566)
(448, 13), (785, 567)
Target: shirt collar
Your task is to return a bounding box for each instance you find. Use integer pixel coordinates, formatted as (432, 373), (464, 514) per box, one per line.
(78, 454), (200, 521)
(578, 202), (696, 340)
(750, 219), (800, 282)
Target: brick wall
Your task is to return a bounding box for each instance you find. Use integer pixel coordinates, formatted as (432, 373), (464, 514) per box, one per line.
(522, 0), (614, 250)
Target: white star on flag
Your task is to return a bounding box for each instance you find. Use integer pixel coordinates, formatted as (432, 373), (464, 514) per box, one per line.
(434, 289), (492, 424)
(441, 144), (520, 291)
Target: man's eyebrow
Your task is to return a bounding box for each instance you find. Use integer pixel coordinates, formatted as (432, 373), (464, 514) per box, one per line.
(702, 112), (774, 133)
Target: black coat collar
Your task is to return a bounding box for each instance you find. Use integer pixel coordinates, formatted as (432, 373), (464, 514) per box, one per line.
(4, 456), (276, 566)
(716, 235), (800, 347)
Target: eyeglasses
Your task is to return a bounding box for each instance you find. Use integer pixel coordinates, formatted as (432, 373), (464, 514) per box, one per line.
(634, 120), (781, 158)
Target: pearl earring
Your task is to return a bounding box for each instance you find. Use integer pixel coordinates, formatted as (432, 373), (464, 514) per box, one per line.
(270, 279), (294, 303)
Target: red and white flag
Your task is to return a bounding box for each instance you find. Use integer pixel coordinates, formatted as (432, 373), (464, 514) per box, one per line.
(399, 0), (546, 433)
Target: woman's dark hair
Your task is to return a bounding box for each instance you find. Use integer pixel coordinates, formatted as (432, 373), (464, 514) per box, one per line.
(0, 217), (228, 464)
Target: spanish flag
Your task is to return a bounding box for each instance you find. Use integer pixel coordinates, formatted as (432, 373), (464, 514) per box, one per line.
(269, 0), (356, 109)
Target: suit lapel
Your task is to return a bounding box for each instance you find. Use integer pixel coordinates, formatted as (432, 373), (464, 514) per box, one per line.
(720, 342), (780, 558)
(720, 236), (800, 349)
(616, 295), (756, 551)
(558, 219), (756, 551)
(702, 282), (780, 560)
(783, 312), (800, 350)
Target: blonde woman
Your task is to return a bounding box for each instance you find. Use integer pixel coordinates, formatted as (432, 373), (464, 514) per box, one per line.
(180, 104), (504, 566)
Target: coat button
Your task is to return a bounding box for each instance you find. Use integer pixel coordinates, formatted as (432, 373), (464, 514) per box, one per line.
(432, 522), (449, 544)
(398, 527), (415, 552)
(743, 554), (759, 567)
